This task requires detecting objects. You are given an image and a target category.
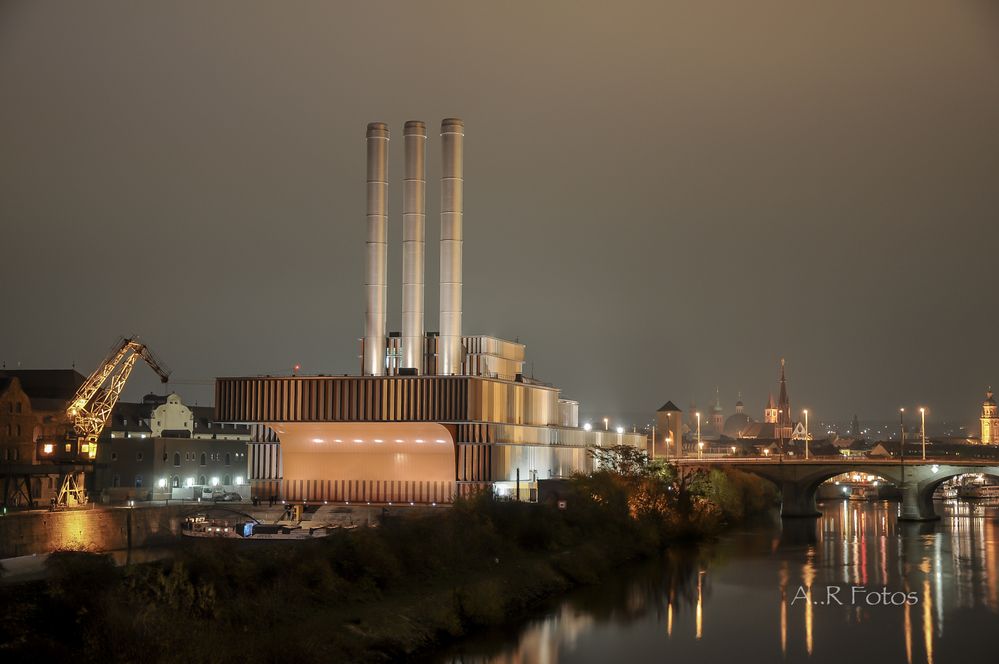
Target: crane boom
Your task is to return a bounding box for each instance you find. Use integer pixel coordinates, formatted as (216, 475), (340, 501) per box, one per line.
(68, 336), (171, 459)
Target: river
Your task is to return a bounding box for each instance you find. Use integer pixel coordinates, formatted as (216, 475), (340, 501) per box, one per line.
(436, 499), (999, 663)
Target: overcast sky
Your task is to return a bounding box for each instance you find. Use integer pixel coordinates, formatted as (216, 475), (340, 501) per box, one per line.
(2, 1), (998, 427)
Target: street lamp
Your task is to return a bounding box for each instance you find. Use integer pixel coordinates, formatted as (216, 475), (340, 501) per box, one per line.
(803, 409), (809, 460)
(919, 407), (927, 461)
(603, 417), (609, 432)
(696, 412), (701, 460)
(778, 409), (784, 462)
(899, 408), (906, 473)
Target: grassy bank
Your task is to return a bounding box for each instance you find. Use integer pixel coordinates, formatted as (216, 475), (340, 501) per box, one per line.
(0, 459), (776, 662)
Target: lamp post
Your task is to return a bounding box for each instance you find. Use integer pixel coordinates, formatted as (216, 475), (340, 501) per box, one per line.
(665, 412), (671, 462)
(803, 409), (809, 460)
(603, 417), (609, 432)
(919, 407), (926, 461)
(778, 409), (784, 463)
(696, 412), (701, 460)
(899, 408), (906, 476)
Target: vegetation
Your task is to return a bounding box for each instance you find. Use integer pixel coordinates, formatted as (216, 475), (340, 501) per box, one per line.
(0, 451), (775, 663)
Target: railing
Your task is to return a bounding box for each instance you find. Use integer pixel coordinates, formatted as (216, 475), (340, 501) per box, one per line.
(674, 455), (999, 465)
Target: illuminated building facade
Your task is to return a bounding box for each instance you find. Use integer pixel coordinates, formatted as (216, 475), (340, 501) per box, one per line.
(982, 388), (999, 444)
(215, 119), (645, 503)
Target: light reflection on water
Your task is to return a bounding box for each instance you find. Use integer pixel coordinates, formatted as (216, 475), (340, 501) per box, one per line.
(436, 501), (999, 663)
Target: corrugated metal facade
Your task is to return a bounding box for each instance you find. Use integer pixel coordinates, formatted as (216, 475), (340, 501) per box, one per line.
(215, 375), (559, 427)
(215, 375), (645, 503)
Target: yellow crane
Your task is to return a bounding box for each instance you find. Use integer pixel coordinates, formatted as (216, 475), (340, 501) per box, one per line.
(54, 336), (170, 505)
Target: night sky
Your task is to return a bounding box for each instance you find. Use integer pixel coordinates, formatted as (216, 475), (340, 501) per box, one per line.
(2, 1), (998, 427)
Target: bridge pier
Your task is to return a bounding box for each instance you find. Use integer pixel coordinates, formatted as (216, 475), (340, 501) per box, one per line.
(898, 478), (939, 521)
(778, 480), (821, 518)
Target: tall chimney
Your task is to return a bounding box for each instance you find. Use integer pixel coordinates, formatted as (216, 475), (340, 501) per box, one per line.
(401, 121), (426, 373)
(439, 118), (464, 375)
(364, 122), (389, 376)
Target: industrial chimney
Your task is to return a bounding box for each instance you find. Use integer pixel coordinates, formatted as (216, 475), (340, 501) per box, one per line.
(439, 118), (464, 375)
(401, 121), (427, 374)
(364, 122), (389, 376)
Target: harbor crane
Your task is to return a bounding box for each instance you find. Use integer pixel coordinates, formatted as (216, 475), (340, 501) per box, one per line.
(52, 336), (170, 506)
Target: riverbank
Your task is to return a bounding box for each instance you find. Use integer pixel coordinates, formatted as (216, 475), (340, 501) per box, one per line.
(0, 464), (776, 662)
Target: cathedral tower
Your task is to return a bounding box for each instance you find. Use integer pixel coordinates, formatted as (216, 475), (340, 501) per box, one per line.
(982, 387), (998, 444)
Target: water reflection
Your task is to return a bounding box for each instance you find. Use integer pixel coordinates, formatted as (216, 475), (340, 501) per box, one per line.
(437, 501), (999, 663)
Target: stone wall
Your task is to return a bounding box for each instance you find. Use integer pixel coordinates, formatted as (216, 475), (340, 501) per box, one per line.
(0, 505), (189, 558)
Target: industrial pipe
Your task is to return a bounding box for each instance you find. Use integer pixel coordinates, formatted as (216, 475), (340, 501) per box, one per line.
(439, 118), (464, 375)
(364, 122), (389, 376)
(401, 120), (426, 373)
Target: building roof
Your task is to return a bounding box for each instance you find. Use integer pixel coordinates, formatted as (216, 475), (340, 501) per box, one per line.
(0, 369), (85, 401)
(723, 412), (753, 438)
(657, 400), (682, 413)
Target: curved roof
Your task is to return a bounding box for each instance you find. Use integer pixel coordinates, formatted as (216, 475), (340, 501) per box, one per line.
(723, 413), (753, 438)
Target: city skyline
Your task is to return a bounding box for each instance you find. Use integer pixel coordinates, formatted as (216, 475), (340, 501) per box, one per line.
(2, 2), (998, 422)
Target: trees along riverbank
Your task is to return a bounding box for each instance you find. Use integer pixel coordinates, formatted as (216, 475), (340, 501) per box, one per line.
(0, 447), (776, 662)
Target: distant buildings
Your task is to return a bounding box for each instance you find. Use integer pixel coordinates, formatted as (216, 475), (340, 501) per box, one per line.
(687, 359), (805, 448)
(0, 369), (85, 506)
(95, 392), (252, 500)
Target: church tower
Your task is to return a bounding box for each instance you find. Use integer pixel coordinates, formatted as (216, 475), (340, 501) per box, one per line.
(764, 394), (778, 424)
(776, 358), (793, 440)
(711, 388), (724, 433)
(982, 388), (999, 444)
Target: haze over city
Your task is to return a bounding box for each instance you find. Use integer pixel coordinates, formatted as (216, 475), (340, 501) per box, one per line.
(2, 1), (998, 424)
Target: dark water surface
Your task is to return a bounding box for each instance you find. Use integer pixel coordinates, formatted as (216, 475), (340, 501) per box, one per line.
(436, 500), (999, 663)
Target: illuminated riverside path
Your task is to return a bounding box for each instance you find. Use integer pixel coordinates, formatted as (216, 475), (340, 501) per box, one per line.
(676, 457), (999, 520)
(436, 500), (999, 663)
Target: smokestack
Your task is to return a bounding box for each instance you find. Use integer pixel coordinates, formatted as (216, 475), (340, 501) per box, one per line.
(364, 122), (389, 376)
(401, 121), (427, 374)
(439, 118), (464, 375)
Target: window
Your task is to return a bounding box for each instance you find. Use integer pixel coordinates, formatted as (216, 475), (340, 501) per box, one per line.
(225, 453), (231, 466)
(65, 443), (71, 453)
(135, 475), (142, 488)
(14, 425), (20, 437)
(174, 452), (181, 467)
(200, 453), (206, 466)
(12, 449), (18, 461)
(111, 452), (118, 461)
(112, 474), (120, 488)
(224, 474), (231, 485)
(198, 475), (206, 486)
(136, 452), (143, 462)
(15, 402), (21, 413)
(172, 475), (180, 488)
(4, 424), (9, 436)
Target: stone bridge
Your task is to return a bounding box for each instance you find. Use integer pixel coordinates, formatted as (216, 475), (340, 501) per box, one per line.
(678, 458), (999, 520)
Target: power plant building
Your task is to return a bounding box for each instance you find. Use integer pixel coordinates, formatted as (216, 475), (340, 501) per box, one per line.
(216, 119), (645, 503)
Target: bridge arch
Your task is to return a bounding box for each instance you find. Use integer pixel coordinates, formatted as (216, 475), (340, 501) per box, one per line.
(690, 460), (999, 520)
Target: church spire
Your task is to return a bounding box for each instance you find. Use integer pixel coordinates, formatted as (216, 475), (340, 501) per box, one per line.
(777, 358), (790, 415)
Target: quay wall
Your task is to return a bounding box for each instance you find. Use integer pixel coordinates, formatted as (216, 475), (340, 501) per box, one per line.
(0, 505), (193, 558)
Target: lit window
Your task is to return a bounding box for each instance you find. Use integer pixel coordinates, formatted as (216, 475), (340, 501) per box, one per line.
(43, 443), (54, 454)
